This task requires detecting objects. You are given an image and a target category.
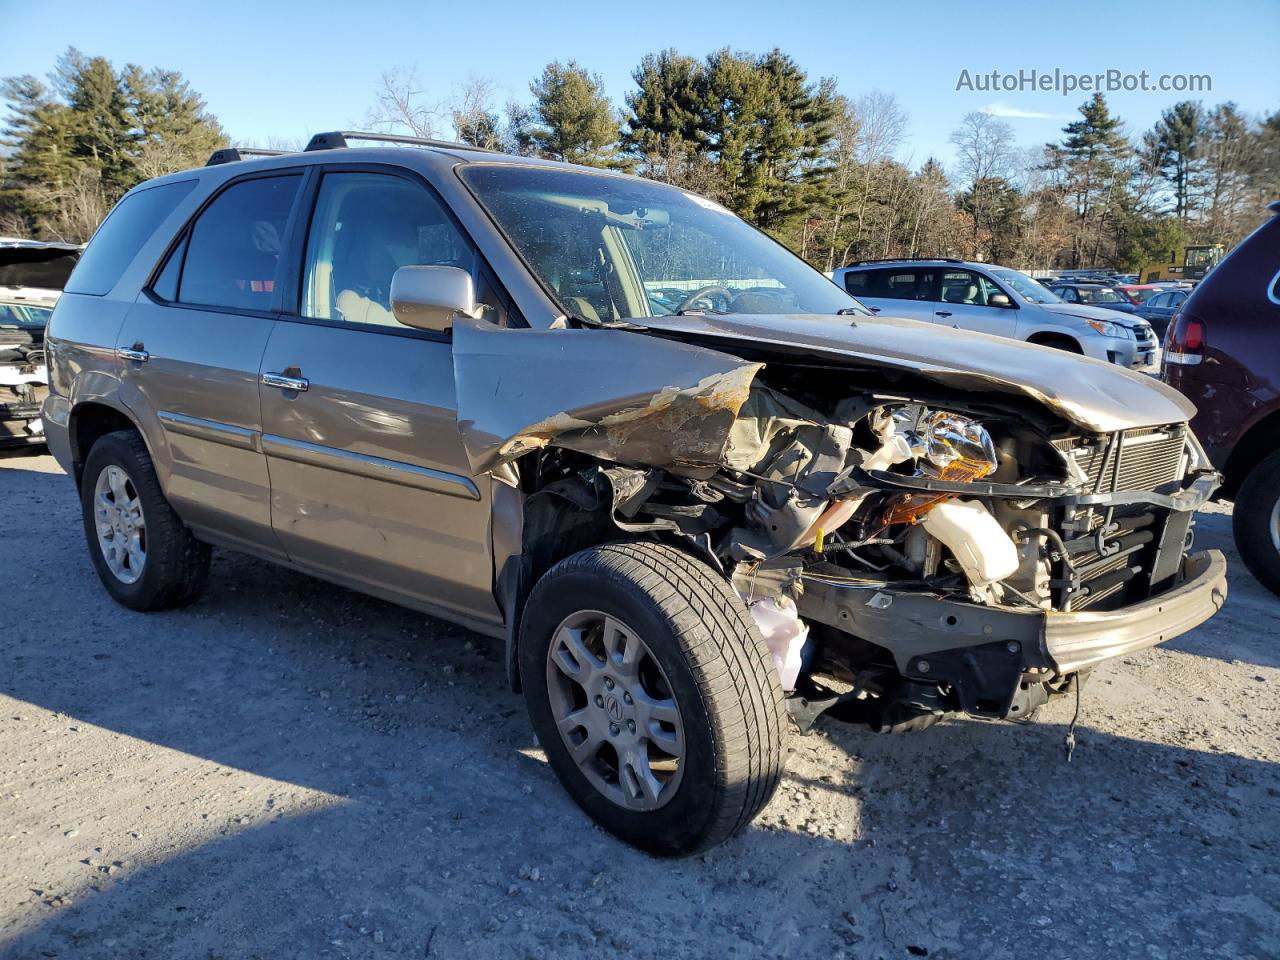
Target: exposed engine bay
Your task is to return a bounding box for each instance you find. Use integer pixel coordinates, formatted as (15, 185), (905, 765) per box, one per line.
(0, 330), (48, 448)
(455, 314), (1226, 734)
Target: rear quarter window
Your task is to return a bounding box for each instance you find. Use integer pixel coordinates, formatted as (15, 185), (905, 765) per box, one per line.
(64, 180), (197, 296)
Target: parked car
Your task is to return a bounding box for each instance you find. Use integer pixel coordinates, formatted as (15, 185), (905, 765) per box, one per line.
(0, 238), (81, 307)
(1134, 287), (1189, 338)
(0, 240), (76, 449)
(1163, 201), (1280, 596)
(1114, 283), (1164, 304)
(44, 133), (1226, 854)
(833, 259), (1159, 371)
(0, 298), (52, 447)
(1049, 282), (1140, 315)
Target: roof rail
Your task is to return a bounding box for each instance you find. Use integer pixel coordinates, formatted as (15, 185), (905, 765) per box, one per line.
(206, 146), (291, 167)
(304, 130), (499, 154)
(842, 257), (965, 267)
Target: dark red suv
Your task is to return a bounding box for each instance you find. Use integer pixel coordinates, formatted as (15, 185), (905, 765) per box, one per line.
(1163, 200), (1280, 595)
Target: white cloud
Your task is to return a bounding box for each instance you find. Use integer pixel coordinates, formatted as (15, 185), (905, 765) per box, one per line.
(981, 101), (1071, 120)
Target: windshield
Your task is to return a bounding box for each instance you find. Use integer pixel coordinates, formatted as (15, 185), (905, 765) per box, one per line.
(460, 165), (865, 320)
(0, 302), (53, 329)
(1122, 287), (1157, 303)
(989, 268), (1063, 304)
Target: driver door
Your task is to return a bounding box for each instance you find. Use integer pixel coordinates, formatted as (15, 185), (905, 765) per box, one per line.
(258, 168), (501, 625)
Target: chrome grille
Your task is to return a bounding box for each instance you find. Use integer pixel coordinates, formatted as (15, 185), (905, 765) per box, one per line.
(1054, 425), (1186, 493)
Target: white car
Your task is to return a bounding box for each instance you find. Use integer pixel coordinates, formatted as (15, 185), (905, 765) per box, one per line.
(833, 259), (1160, 372)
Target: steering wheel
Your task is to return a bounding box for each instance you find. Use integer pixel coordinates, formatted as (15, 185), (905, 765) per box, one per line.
(673, 285), (735, 314)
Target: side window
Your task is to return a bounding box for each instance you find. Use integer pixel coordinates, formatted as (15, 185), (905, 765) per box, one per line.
(843, 270), (871, 296)
(176, 175), (302, 312)
(65, 180), (196, 296)
(940, 270), (986, 305)
(879, 270), (930, 301)
(1149, 292), (1170, 308)
(975, 274), (1004, 302)
(301, 172), (476, 328)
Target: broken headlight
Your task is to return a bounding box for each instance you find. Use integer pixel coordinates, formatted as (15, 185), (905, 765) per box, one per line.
(882, 410), (997, 525)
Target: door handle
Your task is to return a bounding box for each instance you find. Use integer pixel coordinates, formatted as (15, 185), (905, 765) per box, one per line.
(118, 346), (149, 363)
(868, 306), (881, 313)
(262, 371), (309, 392)
(935, 311), (953, 318)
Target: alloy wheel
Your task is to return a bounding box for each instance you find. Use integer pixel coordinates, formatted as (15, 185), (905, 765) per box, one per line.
(544, 610), (685, 810)
(93, 464), (147, 584)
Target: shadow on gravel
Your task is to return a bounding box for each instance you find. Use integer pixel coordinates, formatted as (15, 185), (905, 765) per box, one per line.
(1164, 509), (1280, 669)
(4, 539), (1279, 960)
(3, 460), (1277, 960)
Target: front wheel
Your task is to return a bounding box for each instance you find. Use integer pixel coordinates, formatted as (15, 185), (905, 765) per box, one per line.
(519, 542), (785, 855)
(1234, 449), (1280, 596)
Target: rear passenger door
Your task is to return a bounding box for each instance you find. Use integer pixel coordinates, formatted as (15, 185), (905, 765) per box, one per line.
(258, 168), (502, 626)
(118, 172), (304, 555)
(845, 268), (937, 323)
(935, 269), (1018, 339)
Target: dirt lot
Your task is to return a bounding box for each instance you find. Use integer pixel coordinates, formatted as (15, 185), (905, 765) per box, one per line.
(1, 448), (1277, 960)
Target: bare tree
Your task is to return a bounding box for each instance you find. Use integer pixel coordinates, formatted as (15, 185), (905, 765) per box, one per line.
(449, 76), (503, 149)
(365, 65), (442, 139)
(847, 91), (908, 258)
(950, 111), (1017, 258)
(28, 166), (112, 242)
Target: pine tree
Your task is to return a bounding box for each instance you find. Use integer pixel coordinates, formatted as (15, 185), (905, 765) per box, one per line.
(1044, 93), (1130, 267)
(1150, 101), (1205, 221)
(2, 46), (225, 240)
(517, 61), (618, 167)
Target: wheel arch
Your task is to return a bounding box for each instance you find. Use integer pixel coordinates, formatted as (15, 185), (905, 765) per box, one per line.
(1222, 408), (1280, 499)
(497, 474), (726, 694)
(68, 400), (148, 489)
(1026, 331), (1084, 353)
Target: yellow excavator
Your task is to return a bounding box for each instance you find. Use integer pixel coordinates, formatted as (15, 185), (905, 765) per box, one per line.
(1140, 244), (1223, 284)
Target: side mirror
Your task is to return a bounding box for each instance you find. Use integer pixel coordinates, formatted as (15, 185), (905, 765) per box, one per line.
(988, 292), (1014, 308)
(390, 265), (479, 334)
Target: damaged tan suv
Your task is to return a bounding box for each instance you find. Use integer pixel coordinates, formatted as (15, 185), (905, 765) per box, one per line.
(43, 132), (1227, 854)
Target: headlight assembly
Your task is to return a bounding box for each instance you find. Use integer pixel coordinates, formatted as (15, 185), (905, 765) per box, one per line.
(883, 410), (998, 525)
(1085, 318), (1130, 338)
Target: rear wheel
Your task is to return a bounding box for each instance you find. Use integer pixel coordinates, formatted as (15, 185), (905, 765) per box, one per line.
(80, 430), (210, 611)
(520, 542), (785, 855)
(1233, 449), (1280, 596)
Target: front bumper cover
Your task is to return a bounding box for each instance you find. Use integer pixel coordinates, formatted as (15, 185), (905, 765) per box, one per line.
(798, 548), (1227, 717)
(1044, 548), (1226, 673)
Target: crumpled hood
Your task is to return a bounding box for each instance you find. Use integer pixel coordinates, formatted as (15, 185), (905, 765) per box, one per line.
(1039, 302), (1140, 324)
(637, 311), (1192, 433)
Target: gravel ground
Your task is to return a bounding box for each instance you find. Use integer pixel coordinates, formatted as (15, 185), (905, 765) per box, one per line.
(1, 449), (1278, 960)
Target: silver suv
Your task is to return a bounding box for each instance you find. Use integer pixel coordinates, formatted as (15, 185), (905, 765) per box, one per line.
(44, 133), (1225, 854)
(832, 259), (1160, 371)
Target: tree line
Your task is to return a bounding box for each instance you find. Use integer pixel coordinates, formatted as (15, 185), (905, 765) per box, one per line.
(5, 46), (1278, 275)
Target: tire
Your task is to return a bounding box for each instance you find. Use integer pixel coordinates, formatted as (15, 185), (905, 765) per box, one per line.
(80, 429), (210, 611)
(519, 542), (785, 855)
(1233, 449), (1280, 596)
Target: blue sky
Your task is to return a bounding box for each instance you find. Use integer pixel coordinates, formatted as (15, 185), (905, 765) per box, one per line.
(3, 0), (1277, 170)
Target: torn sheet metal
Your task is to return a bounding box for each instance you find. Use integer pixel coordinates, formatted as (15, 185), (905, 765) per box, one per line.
(451, 314), (763, 475)
(638, 312), (1194, 434)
